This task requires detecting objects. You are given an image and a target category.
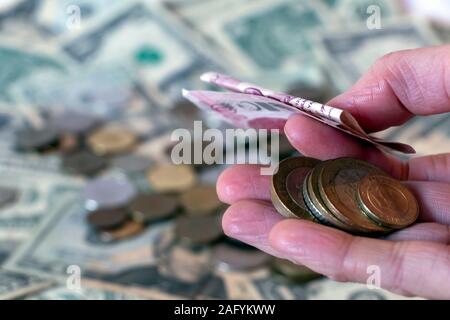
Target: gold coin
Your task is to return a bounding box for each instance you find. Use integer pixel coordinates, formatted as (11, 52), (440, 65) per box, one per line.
(302, 161), (354, 231)
(271, 157), (321, 219)
(101, 220), (144, 241)
(318, 158), (389, 234)
(88, 124), (137, 155)
(147, 164), (196, 193)
(180, 185), (221, 215)
(357, 175), (419, 229)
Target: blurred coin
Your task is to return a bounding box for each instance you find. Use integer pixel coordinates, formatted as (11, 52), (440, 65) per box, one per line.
(82, 175), (137, 211)
(101, 220), (144, 241)
(87, 124), (137, 155)
(271, 157), (320, 219)
(211, 243), (270, 271)
(129, 193), (178, 223)
(0, 186), (18, 208)
(271, 258), (321, 283)
(112, 154), (152, 173)
(87, 208), (128, 230)
(357, 175), (419, 229)
(63, 150), (107, 176)
(147, 164), (196, 193)
(59, 133), (80, 154)
(175, 213), (223, 245)
(50, 110), (99, 134)
(319, 158), (389, 234)
(16, 127), (58, 151)
(179, 185), (221, 215)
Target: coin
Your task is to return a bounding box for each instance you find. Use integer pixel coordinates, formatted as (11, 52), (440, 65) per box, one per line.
(175, 213), (223, 245)
(271, 157), (321, 219)
(129, 193), (178, 223)
(16, 127), (58, 151)
(302, 162), (353, 231)
(87, 124), (137, 155)
(0, 186), (18, 208)
(271, 258), (321, 283)
(179, 185), (221, 215)
(50, 110), (99, 134)
(101, 220), (144, 241)
(147, 164), (196, 193)
(211, 243), (270, 271)
(318, 158), (389, 234)
(87, 208), (129, 230)
(63, 150), (107, 176)
(59, 133), (80, 154)
(357, 175), (419, 229)
(112, 154), (152, 173)
(82, 175), (137, 211)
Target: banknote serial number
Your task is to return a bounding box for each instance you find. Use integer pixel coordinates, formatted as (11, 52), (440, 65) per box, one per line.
(174, 303), (276, 317)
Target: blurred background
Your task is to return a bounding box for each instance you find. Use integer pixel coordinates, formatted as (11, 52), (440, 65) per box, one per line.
(0, 0), (448, 300)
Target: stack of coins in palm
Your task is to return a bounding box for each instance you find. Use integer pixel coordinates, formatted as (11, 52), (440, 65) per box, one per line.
(271, 157), (419, 235)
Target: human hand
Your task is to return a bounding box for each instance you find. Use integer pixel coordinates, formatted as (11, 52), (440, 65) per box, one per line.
(217, 45), (450, 300)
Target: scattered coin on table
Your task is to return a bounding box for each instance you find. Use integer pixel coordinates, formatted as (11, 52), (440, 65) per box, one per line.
(88, 124), (137, 156)
(147, 164), (196, 193)
(129, 193), (179, 223)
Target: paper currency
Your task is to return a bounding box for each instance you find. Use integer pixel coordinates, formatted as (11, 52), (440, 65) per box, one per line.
(0, 269), (53, 300)
(318, 19), (441, 92)
(183, 72), (415, 153)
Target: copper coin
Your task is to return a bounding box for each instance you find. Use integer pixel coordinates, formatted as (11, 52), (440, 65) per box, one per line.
(179, 185), (221, 215)
(318, 158), (389, 234)
(87, 124), (137, 155)
(101, 220), (144, 241)
(129, 193), (178, 223)
(87, 208), (129, 230)
(147, 164), (196, 193)
(59, 133), (80, 154)
(271, 157), (321, 219)
(357, 175), (419, 229)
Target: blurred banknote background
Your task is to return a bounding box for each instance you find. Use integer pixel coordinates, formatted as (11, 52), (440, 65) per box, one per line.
(0, 0), (448, 300)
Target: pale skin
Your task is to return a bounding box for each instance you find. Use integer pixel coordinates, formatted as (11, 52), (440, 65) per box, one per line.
(217, 45), (450, 300)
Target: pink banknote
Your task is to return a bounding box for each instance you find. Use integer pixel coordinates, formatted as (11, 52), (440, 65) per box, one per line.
(182, 72), (415, 154)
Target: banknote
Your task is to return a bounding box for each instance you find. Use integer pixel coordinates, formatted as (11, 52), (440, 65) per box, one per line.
(0, 269), (53, 300)
(3, 188), (216, 299)
(33, 0), (124, 35)
(0, 42), (67, 103)
(25, 285), (143, 300)
(183, 73), (415, 154)
(318, 0), (403, 26)
(0, 166), (82, 263)
(317, 19), (441, 92)
(174, 0), (328, 92)
(60, 1), (224, 105)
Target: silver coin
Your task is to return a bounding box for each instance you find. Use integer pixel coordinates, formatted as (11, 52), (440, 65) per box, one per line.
(0, 187), (18, 208)
(111, 154), (152, 173)
(82, 175), (137, 211)
(211, 243), (270, 271)
(50, 110), (99, 134)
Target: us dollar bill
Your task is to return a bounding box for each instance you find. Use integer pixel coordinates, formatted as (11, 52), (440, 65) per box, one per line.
(172, 0), (328, 92)
(3, 195), (214, 299)
(317, 19), (441, 92)
(0, 166), (82, 264)
(0, 269), (53, 300)
(60, 1), (224, 105)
